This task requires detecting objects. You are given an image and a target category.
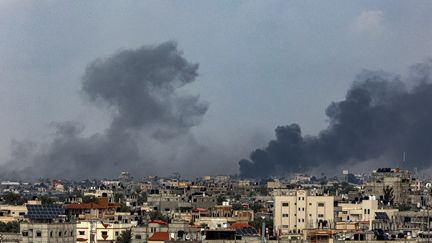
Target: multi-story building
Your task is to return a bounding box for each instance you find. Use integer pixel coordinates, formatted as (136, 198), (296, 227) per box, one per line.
(75, 220), (132, 242)
(363, 168), (412, 205)
(20, 222), (76, 243)
(337, 198), (398, 231)
(0, 205), (27, 222)
(274, 190), (334, 235)
(19, 204), (76, 243)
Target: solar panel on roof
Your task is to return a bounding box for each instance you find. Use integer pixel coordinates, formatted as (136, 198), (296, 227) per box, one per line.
(26, 204), (64, 220)
(375, 212), (389, 220)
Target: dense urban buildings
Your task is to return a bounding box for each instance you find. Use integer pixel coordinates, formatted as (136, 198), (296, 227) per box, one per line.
(0, 168), (431, 242)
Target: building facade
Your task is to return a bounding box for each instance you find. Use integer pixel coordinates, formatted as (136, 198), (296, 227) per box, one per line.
(274, 190), (334, 235)
(20, 222), (76, 243)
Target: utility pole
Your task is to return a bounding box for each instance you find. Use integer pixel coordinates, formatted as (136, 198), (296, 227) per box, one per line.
(428, 190), (430, 243)
(261, 216), (266, 243)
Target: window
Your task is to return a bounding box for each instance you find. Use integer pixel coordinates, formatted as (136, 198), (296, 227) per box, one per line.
(298, 197), (301, 200)
(79, 231), (85, 236)
(298, 219), (301, 222)
(115, 231), (119, 236)
(298, 208), (301, 211)
(368, 209), (370, 214)
(282, 214), (289, 217)
(36, 231), (42, 237)
(101, 231), (108, 236)
(282, 225), (289, 229)
(364, 209), (367, 214)
(302, 197), (305, 200)
(302, 219), (305, 222)
(309, 214), (312, 217)
(22, 231), (28, 237)
(50, 231), (53, 237)
(309, 203), (312, 206)
(135, 235), (142, 239)
(318, 214), (324, 218)
(318, 202), (325, 207)
(59, 232), (62, 237)
(282, 202), (289, 207)
(302, 207), (305, 211)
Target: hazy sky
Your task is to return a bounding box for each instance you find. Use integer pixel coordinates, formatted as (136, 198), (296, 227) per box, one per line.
(0, 1), (431, 177)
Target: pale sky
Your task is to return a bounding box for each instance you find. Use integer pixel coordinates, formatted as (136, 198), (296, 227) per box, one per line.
(0, 1), (431, 177)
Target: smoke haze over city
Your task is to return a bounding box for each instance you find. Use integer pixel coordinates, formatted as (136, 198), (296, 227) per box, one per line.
(0, 1), (432, 179)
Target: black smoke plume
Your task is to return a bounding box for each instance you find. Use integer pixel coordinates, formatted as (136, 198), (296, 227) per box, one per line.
(239, 60), (432, 177)
(2, 42), (208, 179)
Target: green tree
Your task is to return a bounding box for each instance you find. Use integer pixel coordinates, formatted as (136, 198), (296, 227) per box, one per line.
(2, 192), (23, 205)
(118, 203), (131, 212)
(114, 193), (124, 203)
(383, 185), (394, 205)
(39, 195), (55, 205)
(82, 195), (98, 203)
(0, 221), (19, 233)
(149, 211), (168, 222)
(116, 229), (132, 243)
(232, 203), (243, 210)
(249, 203), (264, 213)
(251, 217), (273, 232)
(216, 195), (225, 204)
(136, 192), (147, 205)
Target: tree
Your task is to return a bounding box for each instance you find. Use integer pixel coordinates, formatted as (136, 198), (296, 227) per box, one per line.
(149, 211), (168, 222)
(114, 193), (124, 203)
(118, 203), (131, 212)
(232, 203), (243, 211)
(82, 195), (98, 203)
(39, 195), (55, 205)
(116, 229), (132, 243)
(216, 195), (225, 204)
(249, 203), (264, 213)
(383, 186), (394, 205)
(0, 221), (19, 233)
(2, 192), (23, 205)
(251, 217), (273, 232)
(136, 192), (147, 205)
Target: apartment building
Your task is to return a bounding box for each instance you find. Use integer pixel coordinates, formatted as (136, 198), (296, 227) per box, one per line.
(75, 220), (132, 242)
(0, 205), (26, 222)
(20, 204), (76, 243)
(363, 168), (412, 205)
(337, 198), (398, 230)
(274, 190), (334, 235)
(20, 222), (76, 243)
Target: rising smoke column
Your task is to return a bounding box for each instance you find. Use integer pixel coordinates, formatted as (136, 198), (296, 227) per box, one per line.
(239, 60), (432, 177)
(3, 42), (208, 179)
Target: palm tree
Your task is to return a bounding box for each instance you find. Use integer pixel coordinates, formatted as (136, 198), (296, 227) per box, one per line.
(383, 185), (394, 205)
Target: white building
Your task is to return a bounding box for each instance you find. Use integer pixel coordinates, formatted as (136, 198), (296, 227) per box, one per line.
(274, 190), (334, 235)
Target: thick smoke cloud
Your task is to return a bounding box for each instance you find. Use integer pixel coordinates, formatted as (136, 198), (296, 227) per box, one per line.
(3, 42), (208, 179)
(239, 60), (432, 177)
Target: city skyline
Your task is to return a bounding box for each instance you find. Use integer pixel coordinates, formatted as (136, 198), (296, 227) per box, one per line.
(0, 1), (432, 179)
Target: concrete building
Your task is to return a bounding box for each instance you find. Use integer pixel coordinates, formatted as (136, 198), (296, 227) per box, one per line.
(19, 203), (76, 243)
(75, 220), (132, 242)
(20, 222), (76, 243)
(337, 198), (398, 231)
(274, 190), (334, 235)
(0, 205), (27, 222)
(363, 168), (412, 205)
